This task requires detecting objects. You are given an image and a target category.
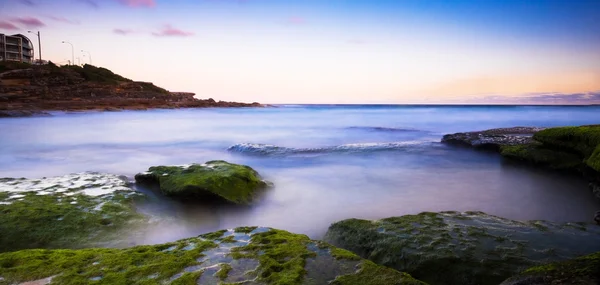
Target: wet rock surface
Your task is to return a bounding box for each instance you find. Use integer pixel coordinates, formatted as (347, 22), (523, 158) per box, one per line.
(500, 251), (600, 285)
(134, 160), (271, 205)
(324, 211), (600, 285)
(0, 173), (147, 252)
(0, 227), (426, 285)
(441, 127), (545, 150)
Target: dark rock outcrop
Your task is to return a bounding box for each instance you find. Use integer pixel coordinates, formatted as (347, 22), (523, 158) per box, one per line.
(0, 63), (264, 116)
(324, 211), (600, 285)
(441, 127), (545, 150)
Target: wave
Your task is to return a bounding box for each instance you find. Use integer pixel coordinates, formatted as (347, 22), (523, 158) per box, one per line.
(346, 126), (424, 132)
(227, 141), (435, 156)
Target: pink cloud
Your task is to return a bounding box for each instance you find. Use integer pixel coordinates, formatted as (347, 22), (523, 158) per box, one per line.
(0, 21), (19, 30)
(286, 16), (306, 25)
(113, 28), (135, 35)
(152, 25), (194, 37)
(117, 0), (155, 7)
(47, 16), (80, 25)
(12, 17), (46, 28)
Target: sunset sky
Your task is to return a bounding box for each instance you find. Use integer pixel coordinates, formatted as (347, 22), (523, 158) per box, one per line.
(0, 0), (599, 104)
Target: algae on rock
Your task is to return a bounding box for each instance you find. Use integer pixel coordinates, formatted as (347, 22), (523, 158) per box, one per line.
(0, 227), (426, 285)
(324, 211), (600, 285)
(500, 251), (600, 285)
(135, 160), (270, 205)
(0, 172), (148, 253)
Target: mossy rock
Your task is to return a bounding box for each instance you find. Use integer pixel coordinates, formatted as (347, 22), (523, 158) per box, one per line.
(500, 144), (583, 170)
(134, 160), (270, 205)
(323, 211), (600, 285)
(0, 172), (148, 253)
(533, 125), (600, 172)
(500, 251), (600, 285)
(0, 227), (426, 285)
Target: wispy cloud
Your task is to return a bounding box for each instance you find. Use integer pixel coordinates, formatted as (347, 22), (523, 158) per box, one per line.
(0, 21), (20, 30)
(47, 16), (80, 25)
(152, 25), (194, 37)
(347, 39), (367, 45)
(19, 0), (36, 6)
(285, 16), (306, 25)
(12, 17), (46, 28)
(117, 0), (155, 7)
(473, 91), (600, 105)
(113, 28), (136, 35)
(76, 0), (99, 8)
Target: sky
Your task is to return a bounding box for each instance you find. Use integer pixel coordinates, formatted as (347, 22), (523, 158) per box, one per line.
(0, 0), (599, 104)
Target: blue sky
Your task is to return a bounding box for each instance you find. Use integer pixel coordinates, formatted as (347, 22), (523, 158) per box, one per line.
(0, 0), (599, 104)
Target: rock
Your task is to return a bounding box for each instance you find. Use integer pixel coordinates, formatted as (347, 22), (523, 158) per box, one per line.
(0, 172), (148, 252)
(323, 211), (600, 285)
(500, 125), (600, 173)
(135, 160), (270, 205)
(500, 251), (600, 285)
(591, 182), (600, 200)
(0, 227), (427, 285)
(0, 110), (51, 118)
(441, 127), (545, 151)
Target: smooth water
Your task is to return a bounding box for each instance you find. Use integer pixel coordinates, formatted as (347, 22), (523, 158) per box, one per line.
(1, 105), (599, 244)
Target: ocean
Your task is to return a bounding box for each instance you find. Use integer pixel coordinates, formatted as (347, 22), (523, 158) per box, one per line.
(1, 105), (599, 244)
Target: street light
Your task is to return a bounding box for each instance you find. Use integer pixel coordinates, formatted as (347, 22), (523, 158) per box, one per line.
(81, 50), (92, 65)
(27, 31), (41, 63)
(61, 41), (74, 66)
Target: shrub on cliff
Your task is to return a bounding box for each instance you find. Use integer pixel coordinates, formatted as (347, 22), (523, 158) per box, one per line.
(61, 64), (132, 85)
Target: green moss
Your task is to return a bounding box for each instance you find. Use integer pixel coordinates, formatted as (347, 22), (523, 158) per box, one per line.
(331, 260), (427, 285)
(234, 226), (258, 233)
(230, 229), (316, 284)
(200, 230), (226, 240)
(135, 161), (269, 205)
(508, 252), (600, 283)
(0, 191), (146, 253)
(329, 247), (362, 261)
(216, 263), (232, 280)
(586, 144), (600, 172)
(500, 144), (583, 170)
(170, 271), (203, 285)
(0, 239), (216, 284)
(533, 125), (600, 157)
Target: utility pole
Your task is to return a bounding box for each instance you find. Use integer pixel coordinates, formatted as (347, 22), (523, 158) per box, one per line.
(62, 41), (74, 65)
(27, 31), (41, 63)
(81, 50), (92, 65)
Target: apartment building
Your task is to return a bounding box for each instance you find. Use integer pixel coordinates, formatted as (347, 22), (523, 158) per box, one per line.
(0, 33), (34, 63)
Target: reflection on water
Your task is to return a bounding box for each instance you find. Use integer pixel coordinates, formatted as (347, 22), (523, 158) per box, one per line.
(0, 105), (599, 244)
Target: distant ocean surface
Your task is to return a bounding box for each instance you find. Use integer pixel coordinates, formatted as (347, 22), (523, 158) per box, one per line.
(1, 105), (599, 244)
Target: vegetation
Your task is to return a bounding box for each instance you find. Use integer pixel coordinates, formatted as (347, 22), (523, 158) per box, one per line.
(0, 227), (423, 285)
(501, 251), (600, 284)
(135, 160), (270, 205)
(500, 125), (600, 172)
(324, 211), (600, 285)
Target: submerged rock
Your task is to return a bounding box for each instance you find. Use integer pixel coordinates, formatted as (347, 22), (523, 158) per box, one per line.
(0, 172), (147, 253)
(0, 227), (426, 285)
(134, 160), (270, 205)
(441, 127), (545, 150)
(500, 251), (600, 285)
(323, 211), (600, 285)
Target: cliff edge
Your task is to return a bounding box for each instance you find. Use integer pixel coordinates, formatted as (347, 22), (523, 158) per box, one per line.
(0, 61), (262, 117)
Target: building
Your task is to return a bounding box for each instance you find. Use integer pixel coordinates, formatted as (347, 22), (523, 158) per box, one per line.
(0, 33), (34, 63)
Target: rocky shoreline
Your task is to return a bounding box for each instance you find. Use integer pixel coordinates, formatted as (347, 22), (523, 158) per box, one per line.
(1, 124), (599, 284)
(0, 62), (263, 118)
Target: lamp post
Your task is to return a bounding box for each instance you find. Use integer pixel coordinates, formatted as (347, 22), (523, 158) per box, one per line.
(27, 31), (41, 63)
(61, 41), (74, 65)
(81, 50), (92, 65)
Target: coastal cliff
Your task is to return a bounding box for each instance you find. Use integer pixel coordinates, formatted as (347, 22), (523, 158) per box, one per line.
(0, 61), (262, 117)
